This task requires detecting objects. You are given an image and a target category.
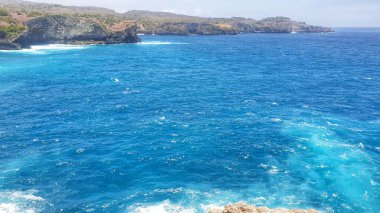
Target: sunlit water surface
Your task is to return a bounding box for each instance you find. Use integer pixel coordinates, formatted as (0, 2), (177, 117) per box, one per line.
(0, 29), (379, 212)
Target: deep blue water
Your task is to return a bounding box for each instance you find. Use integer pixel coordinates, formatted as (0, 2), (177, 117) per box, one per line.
(0, 30), (379, 213)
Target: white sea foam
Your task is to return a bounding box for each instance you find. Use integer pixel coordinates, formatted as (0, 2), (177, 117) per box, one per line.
(362, 77), (374, 80)
(201, 204), (223, 212)
(8, 192), (44, 201)
(138, 41), (188, 45)
(0, 190), (45, 213)
(0, 44), (88, 54)
(326, 121), (339, 126)
(268, 166), (280, 175)
(122, 88), (140, 95)
(112, 78), (120, 83)
(30, 44), (87, 50)
(0, 203), (35, 213)
(130, 200), (194, 213)
(271, 118), (282, 123)
(357, 143), (365, 149)
(348, 128), (364, 132)
(76, 148), (85, 154)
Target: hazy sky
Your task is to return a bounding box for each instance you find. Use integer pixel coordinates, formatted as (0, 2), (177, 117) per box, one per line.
(30, 0), (380, 27)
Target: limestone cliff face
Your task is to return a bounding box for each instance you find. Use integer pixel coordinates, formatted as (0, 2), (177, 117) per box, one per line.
(208, 202), (318, 213)
(13, 15), (101, 47)
(14, 15), (140, 48)
(0, 15), (140, 50)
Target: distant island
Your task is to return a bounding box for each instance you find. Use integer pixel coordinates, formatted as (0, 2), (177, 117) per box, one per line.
(0, 0), (333, 50)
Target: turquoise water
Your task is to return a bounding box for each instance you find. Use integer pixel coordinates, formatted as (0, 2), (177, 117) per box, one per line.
(0, 29), (379, 212)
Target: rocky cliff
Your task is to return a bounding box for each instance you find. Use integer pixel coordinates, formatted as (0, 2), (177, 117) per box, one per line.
(208, 202), (318, 213)
(250, 17), (332, 33)
(1, 15), (140, 50)
(153, 23), (239, 35)
(0, 40), (21, 50)
(123, 11), (333, 35)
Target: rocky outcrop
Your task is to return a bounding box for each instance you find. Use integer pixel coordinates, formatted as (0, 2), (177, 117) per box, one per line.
(208, 202), (317, 213)
(15, 15), (140, 48)
(0, 40), (21, 50)
(0, 15), (140, 50)
(252, 17), (332, 33)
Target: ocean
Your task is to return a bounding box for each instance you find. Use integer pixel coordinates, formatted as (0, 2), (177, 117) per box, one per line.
(0, 29), (379, 212)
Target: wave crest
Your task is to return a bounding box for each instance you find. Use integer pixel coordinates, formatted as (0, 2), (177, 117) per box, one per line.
(0, 44), (88, 54)
(0, 190), (46, 213)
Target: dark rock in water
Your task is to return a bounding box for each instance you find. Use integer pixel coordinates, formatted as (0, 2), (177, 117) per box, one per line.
(154, 23), (239, 35)
(12, 15), (140, 48)
(208, 202), (318, 213)
(0, 41), (21, 50)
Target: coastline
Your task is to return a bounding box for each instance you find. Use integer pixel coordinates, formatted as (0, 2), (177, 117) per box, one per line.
(0, 29), (336, 51)
(0, 0), (333, 50)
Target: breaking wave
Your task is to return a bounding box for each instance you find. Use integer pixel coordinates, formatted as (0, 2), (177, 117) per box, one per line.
(129, 200), (194, 213)
(0, 44), (89, 54)
(0, 190), (47, 213)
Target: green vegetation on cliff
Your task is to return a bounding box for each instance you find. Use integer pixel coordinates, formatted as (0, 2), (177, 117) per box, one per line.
(0, 7), (9, 16)
(0, 7), (26, 39)
(0, 25), (25, 39)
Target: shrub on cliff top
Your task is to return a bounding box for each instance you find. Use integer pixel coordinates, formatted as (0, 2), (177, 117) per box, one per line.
(0, 25), (26, 39)
(0, 8), (10, 16)
(27, 11), (43, 17)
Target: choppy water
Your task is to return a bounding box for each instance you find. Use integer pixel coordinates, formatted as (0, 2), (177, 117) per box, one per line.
(0, 29), (380, 213)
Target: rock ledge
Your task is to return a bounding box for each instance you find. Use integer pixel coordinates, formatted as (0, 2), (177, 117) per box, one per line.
(208, 202), (317, 213)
